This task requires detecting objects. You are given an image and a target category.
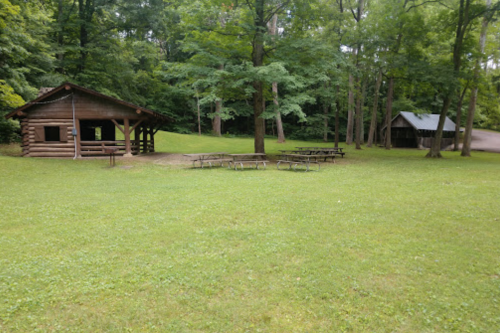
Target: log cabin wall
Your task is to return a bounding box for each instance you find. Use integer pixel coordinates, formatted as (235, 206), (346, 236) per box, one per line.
(22, 90), (75, 157)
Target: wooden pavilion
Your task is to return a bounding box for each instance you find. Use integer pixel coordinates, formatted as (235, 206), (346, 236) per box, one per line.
(5, 83), (172, 158)
(382, 111), (457, 150)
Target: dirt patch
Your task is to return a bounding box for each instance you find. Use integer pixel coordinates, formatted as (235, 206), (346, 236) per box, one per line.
(133, 153), (193, 165)
(468, 129), (500, 153)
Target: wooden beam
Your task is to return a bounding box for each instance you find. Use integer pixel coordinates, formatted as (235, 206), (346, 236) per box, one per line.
(65, 85), (71, 90)
(111, 119), (125, 134)
(136, 109), (142, 114)
(130, 119), (143, 133)
(142, 124), (148, 153)
(124, 118), (132, 157)
(76, 119), (81, 158)
(17, 111), (26, 117)
(134, 124), (141, 154)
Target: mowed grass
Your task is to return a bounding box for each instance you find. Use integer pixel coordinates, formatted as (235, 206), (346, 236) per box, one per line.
(0, 132), (499, 332)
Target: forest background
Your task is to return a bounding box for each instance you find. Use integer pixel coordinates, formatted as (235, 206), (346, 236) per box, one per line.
(1, 0), (499, 156)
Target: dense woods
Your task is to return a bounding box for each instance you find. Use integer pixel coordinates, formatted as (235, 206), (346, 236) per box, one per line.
(1, 0), (499, 155)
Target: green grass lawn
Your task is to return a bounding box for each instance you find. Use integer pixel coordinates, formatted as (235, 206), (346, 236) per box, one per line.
(1, 132), (499, 332)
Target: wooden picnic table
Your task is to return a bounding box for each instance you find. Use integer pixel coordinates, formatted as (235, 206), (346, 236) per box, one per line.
(279, 149), (338, 160)
(183, 152), (231, 168)
(294, 147), (345, 158)
(228, 153), (268, 170)
(295, 146), (344, 151)
(277, 154), (327, 172)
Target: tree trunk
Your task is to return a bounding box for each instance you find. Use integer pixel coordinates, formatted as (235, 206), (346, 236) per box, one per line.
(323, 102), (330, 142)
(212, 62), (224, 136)
(78, 0), (93, 73)
(462, 0), (491, 157)
(346, 74), (354, 145)
(385, 76), (394, 150)
(213, 99), (222, 136)
(427, 0), (470, 157)
(367, 70), (383, 147)
(355, 76), (362, 149)
(57, 0), (64, 73)
(273, 82), (285, 143)
(269, 14), (285, 143)
(252, 0), (265, 153)
(453, 84), (468, 150)
(360, 77), (368, 144)
(335, 84), (340, 148)
(350, 0), (365, 147)
(196, 91), (201, 136)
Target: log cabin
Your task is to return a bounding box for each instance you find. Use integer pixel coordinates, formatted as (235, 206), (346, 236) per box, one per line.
(382, 111), (457, 150)
(5, 83), (172, 158)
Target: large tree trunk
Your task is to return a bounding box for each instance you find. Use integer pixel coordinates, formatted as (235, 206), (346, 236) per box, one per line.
(78, 0), (94, 74)
(252, 0), (265, 153)
(427, 97), (452, 157)
(196, 91), (201, 136)
(323, 102), (330, 142)
(335, 84), (340, 148)
(367, 70), (383, 147)
(213, 100), (222, 136)
(346, 74), (354, 145)
(427, 0), (470, 157)
(385, 76), (394, 150)
(453, 84), (468, 150)
(462, 0), (491, 157)
(269, 14), (285, 143)
(355, 77), (362, 149)
(57, 0), (64, 73)
(323, 81), (331, 142)
(273, 82), (285, 143)
(212, 64), (223, 136)
(360, 77), (368, 144)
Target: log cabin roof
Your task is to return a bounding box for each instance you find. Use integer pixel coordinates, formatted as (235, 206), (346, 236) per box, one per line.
(5, 82), (173, 122)
(383, 111), (456, 132)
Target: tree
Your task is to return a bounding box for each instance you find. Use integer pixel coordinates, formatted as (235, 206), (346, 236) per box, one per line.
(462, 0), (496, 156)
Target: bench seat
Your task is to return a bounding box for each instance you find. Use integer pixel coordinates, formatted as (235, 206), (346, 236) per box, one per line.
(231, 160), (269, 170)
(192, 158), (233, 168)
(277, 160), (320, 172)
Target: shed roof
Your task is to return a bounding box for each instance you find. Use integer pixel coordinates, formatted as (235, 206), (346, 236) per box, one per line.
(391, 111), (456, 132)
(5, 82), (173, 122)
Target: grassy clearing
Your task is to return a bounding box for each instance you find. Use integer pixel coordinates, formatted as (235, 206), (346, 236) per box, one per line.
(1, 132), (499, 332)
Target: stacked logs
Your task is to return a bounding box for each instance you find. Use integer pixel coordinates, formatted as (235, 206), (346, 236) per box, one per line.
(22, 118), (75, 158)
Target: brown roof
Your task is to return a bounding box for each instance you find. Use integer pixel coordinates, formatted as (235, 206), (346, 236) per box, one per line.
(5, 82), (173, 122)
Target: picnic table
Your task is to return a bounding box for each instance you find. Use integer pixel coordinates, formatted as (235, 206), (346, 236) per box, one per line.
(228, 153), (268, 170)
(279, 149), (336, 162)
(277, 154), (325, 172)
(183, 152), (231, 168)
(295, 147), (345, 158)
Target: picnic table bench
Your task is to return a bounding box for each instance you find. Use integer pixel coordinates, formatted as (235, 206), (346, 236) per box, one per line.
(183, 152), (232, 168)
(228, 153), (268, 170)
(277, 154), (325, 172)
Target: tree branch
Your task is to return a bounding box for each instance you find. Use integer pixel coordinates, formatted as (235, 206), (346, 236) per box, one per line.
(263, 0), (292, 24)
(406, 0), (453, 11)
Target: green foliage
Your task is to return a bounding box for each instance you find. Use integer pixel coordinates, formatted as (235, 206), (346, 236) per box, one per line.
(1, 0), (500, 143)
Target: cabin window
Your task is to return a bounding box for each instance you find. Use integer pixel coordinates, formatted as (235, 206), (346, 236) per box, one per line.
(44, 126), (60, 141)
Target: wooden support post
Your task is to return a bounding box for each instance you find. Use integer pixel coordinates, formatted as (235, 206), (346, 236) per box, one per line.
(124, 118), (132, 157)
(142, 124), (148, 153)
(134, 125), (141, 155)
(149, 125), (155, 152)
(76, 119), (82, 158)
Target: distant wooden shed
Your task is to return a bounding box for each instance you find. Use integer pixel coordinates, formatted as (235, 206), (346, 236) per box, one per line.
(382, 111), (457, 150)
(5, 83), (172, 158)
